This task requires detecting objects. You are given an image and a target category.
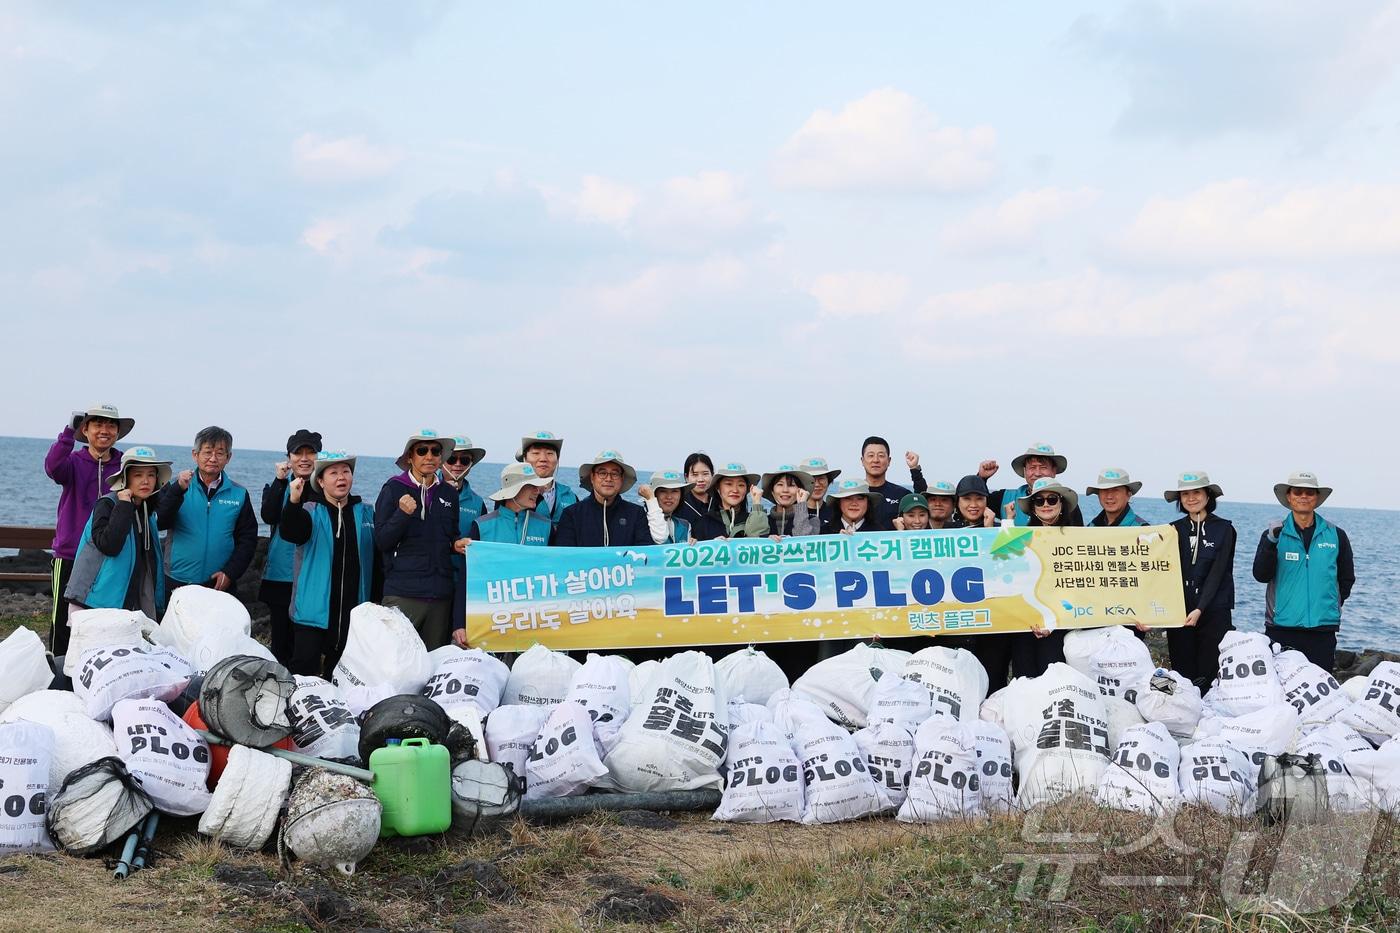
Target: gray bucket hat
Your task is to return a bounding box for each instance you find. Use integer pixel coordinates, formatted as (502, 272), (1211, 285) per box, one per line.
(712, 461), (760, 486)
(1085, 468), (1142, 496)
(311, 451), (357, 491)
(1011, 442), (1068, 478)
(491, 463), (553, 502)
(106, 446), (172, 492)
(448, 435), (487, 468)
(1163, 470), (1223, 502)
(923, 478), (957, 499)
(1018, 477), (1079, 516)
(515, 430), (562, 462)
(797, 456), (841, 481)
(1274, 470), (1332, 508)
(647, 469), (694, 492)
(395, 429), (455, 471)
(578, 449), (638, 494)
(828, 479), (883, 514)
(760, 464), (814, 502)
(72, 404), (136, 443)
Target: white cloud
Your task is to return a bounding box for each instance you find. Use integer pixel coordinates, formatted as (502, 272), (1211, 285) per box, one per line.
(583, 255), (748, 320)
(292, 133), (403, 183)
(571, 174), (640, 226)
(773, 88), (997, 193)
(1118, 180), (1400, 264)
(299, 218), (349, 256)
(940, 187), (1100, 253)
(807, 271), (909, 317)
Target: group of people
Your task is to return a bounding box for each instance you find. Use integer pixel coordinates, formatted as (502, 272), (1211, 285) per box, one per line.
(46, 406), (1357, 694)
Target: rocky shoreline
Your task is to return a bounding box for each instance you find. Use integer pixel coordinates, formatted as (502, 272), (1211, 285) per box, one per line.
(2, 540), (1393, 680)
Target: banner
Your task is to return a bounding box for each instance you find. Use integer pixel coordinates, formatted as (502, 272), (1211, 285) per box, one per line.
(464, 526), (1186, 651)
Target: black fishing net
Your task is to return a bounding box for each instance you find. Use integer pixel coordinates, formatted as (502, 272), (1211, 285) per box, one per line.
(200, 654), (295, 746)
(46, 757), (153, 856)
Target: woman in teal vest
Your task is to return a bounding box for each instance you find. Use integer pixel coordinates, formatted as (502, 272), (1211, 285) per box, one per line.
(638, 469), (695, 544)
(280, 451), (377, 679)
(1253, 471), (1356, 674)
(64, 447), (171, 621)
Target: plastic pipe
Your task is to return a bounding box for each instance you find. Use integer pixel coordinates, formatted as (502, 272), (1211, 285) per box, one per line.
(196, 730), (375, 783)
(519, 789), (721, 820)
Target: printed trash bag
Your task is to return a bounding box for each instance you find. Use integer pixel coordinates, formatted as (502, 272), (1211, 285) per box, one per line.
(866, 676), (934, 730)
(501, 643), (581, 709)
(1291, 722), (1374, 813)
(424, 645), (510, 719)
(0, 721), (55, 853)
(1343, 738), (1400, 811)
(1105, 695), (1146, 753)
(1178, 738), (1258, 815)
(1002, 664), (1111, 808)
(767, 690), (831, 744)
(853, 721), (914, 810)
(0, 690), (117, 789)
(902, 646), (989, 723)
(0, 627), (53, 717)
(63, 608), (157, 677)
(1274, 649), (1350, 728)
(714, 646), (789, 707)
(898, 718), (982, 822)
(1216, 706), (1301, 774)
(727, 698), (772, 729)
(1134, 669), (1203, 744)
(1339, 661), (1400, 746)
(791, 642), (911, 728)
(524, 702), (607, 799)
(793, 714), (883, 824)
(112, 698), (212, 816)
(712, 720), (804, 823)
(287, 676), (361, 763)
(1203, 632), (1285, 716)
(565, 653), (633, 755)
(973, 720), (1014, 814)
(73, 644), (192, 721)
(183, 629), (275, 675)
(331, 602), (432, 713)
(46, 756), (152, 856)
(1095, 721), (1180, 815)
(484, 705), (551, 783)
(1063, 626), (1154, 702)
(604, 651), (729, 793)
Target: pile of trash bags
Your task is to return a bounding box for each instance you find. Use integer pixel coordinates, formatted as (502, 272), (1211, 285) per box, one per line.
(7, 593), (1400, 866)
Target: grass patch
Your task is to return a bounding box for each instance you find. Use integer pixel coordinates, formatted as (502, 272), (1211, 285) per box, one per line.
(0, 612), (48, 640)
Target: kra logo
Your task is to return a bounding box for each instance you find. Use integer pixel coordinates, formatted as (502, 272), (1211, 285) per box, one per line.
(1104, 605), (1137, 616)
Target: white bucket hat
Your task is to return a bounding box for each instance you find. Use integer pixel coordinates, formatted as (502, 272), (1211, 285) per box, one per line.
(1274, 470), (1332, 508)
(395, 430), (455, 471)
(797, 456), (841, 481)
(1085, 468), (1142, 496)
(1163, 471), (1223, 502)
(711, 461), (760, 486)
(447, 435), (487, 469)
(106, 446), (172, 492)
(310, 451), (357, 491)
(828, 479), (883, 514)
(72, 404), (136, 443)
(647, 470), (694, 492)
(578, 449), (638, 494)
(760, 464), (814, 502)
(491, 463), (552, 502)
(1017, 477), (1079, 516)
(515, 430), (562, 463)
(1011, 442), (1067, 478)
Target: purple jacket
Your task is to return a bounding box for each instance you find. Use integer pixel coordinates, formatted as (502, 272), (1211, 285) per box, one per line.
(45, 426), (124, 560)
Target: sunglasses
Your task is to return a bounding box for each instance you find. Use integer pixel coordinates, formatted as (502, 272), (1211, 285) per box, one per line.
(1032, 494), (1062, 506)
(445, 454), (472, 465)
(413, 445), (443, 457)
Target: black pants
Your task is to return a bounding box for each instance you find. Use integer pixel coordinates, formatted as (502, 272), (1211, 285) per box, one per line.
(260, 580), (293, 667)
(1167, 609), (1232, 691)
(1010, 630), (1065, 680)
(50, 557), (75, 655)
(291, 621), (350, 681)
(1266, 625), (1338, 675)
(940, 634), (1014, 696)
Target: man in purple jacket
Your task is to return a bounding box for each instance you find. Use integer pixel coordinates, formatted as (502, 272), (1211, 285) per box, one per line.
(44, 404), (134, 655)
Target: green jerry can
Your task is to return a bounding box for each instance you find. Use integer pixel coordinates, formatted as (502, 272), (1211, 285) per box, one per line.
(370, 738), (452, 837)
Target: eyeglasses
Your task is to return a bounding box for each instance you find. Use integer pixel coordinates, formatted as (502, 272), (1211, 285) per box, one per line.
(445, 454), (472, 465)
(413, 445), (442, 457)
(1032, 494), (1062, 506)
(592, 468), (624, 480)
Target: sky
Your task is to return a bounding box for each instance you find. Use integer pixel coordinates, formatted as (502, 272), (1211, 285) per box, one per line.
(3, 1), (1398, 508)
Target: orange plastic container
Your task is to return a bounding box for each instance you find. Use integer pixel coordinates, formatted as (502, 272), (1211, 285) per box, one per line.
(183, 700), (294, 789)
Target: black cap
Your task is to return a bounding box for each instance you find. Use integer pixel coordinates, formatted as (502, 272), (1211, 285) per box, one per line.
(286, 429), (323, 455)
(955, 474), (991, 497)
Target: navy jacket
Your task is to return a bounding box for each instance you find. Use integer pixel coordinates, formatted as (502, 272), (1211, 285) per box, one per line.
(1174, 513), (1236, 615)
(374, 472), (460, 599)
(552, 494), (652, 547)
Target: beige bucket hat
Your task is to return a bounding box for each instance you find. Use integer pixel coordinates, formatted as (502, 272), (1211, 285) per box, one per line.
(515, 430), (562, 462)
(578, 449), (638, 494)
(1011, 442), (1068, 478)
(797, 456), (841, 480)
(491, 463), (553, 502)
(1274, 470), (1332, 508)
(1017, 477), (1079, 516)
(448, 435), (487, 468)
(1163, 471), (1224, 502)
(106, 446), (172, 492)
(310, 451), (357, 491)
(760, 464), (814, 502)
(1085, 468), (1142, 496)
(828, 479), (883, 514)
(72, 404), (136, 443)
(395, 429), (455, 471)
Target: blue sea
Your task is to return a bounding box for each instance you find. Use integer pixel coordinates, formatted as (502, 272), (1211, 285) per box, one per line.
(3, 435), (1396, 651)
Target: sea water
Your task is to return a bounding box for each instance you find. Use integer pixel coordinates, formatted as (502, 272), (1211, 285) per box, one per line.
(2, 435), (1394, 651)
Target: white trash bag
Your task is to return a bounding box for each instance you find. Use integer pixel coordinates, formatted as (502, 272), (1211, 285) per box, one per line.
(184, 628), (276, 675)
(198, 745), (292, 848)
(501, 644), (581, 709)
(1274, 650), (1349, 729)
(726, 698), (772, 729)
(793, 715), (882, 824)
(1203, 632), (1285, 717)
(901, 646), (987, 723)
(287, 677), (361, 763)
(604, 651), (728, 792)
(156, 585), (251, 660)
(629, 659), (662, 704)
(866, 676), (934, 730)
(1135, 669), (1203, 744)
(898, 718), (982, 822)
(0, 627), (53, 717)
(715, 646), (789, 707)
(1215, 706), (1300, 775)
(1105, 695), (1146, 753)
(63, 608), (156, 677)
(1002, 664), (1111, 808)
(332, 603), (431, 714)
(484, 705), (551, 782)
(0, 721), (55, 853)
(0, 690), (118, 789)
(423, 645), (510, 719)
(1179, 738), (1258, 815)
(767, 691), (831, 744)
(791, 642), (910, 728)
(1064, 626), (1154, 702)
(1339, 662), (1400, 746)
(565, 653), (633, 755)
(853, 721), (914, 810)
(1292, 722), (1373, 813)
(1341, 674), (1369, 704)
(1096, 721), (1180, 815)
(73, 644), (192, 721)
(712, 720), (804, 823)
(111, 698), (212, 817)
(973, 720), (1014, 814)
(1343, 738), (1400, 811)
(524, 702), (607, 799)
